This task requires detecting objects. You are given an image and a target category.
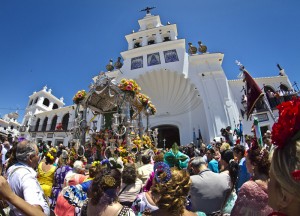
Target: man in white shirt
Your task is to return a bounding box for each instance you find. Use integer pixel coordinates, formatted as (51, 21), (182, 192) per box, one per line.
(137, 155), (153, 185)
(1, 142), (7, 165)
(6, 140), (50, 216)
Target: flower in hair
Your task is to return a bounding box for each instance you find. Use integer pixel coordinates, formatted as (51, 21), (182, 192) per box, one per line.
(18, 137), (26, 142)
(92, 161), (100, 167)
(46, 152), (54, 160)
(100, 159), (109, 166)
(291, 170), (300, 181)
(154, 162), (172, 183)
(272, 97), (300, 149)
(103, 175), (116, 187)
(259, 149), (265, 161)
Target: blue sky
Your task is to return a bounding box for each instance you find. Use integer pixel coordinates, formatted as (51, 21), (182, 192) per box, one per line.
(0, 0), (299, 121)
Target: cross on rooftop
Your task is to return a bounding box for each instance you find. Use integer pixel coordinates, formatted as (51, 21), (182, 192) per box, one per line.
(140, 6), (156, 14)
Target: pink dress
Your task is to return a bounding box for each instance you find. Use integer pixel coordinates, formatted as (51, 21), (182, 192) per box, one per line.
(54, 174), (87, 216)
(231, 180), (273, 216)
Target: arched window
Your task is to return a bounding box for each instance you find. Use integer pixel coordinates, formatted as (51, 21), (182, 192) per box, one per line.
(148, 36), (156, 45)
(43, 98), (50, 107)
(263, 85), (277, 108)
(279, 83), (289, 92)
(53, 103), (58, 110)
(42, 117), (48, 131)
(34, 97), (39, 104)
(50, 115), (57, 131)
(133, 39), (142, 48)
(29, 100), (33, 106)
(61, 113), (70, 131)
(35, 118), (40, 131)
(162, 33), (171, 42)
(263, 85), (275, 94)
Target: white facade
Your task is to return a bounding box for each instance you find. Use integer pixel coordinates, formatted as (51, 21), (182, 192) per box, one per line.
(114, 13), (295, 145)
(20, 86), (102, 146)
(0, 112), (21, 141)
(20, 12), (297, 147)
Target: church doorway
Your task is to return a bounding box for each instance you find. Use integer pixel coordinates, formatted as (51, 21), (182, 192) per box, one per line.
(152, 125), (180, 149)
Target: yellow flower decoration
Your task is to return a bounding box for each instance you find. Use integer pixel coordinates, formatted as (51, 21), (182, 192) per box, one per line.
(50, 147), (57, 153)
(46, 152), (54, 160)
(73, 90), (87, 104)
(103, 175), (116, 187)
(92, 161), (100, 167)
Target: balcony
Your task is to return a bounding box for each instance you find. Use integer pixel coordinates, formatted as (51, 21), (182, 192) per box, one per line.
(267, 93), (299, 109)
(254, 93), (299, 113)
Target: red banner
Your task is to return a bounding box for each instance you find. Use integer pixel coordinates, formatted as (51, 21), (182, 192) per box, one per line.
(244, 71), (264, 120)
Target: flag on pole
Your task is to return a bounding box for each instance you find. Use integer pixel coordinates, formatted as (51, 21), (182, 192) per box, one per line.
(198, 127), (202, 141)
(243, 70), (264, 120)
(198, 127), (203, 148)
(193, 128), (197, 145)
(253, 117), (263, 148)
(239, 121), (243, 143)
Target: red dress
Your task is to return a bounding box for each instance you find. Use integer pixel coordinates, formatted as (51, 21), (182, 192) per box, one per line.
(231, 180), (273, 216)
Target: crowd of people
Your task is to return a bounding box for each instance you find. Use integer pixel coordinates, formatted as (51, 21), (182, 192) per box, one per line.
(0, 97), (299, 216)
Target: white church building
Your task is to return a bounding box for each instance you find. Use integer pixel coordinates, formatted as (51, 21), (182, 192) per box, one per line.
(20, 12), (297, 148)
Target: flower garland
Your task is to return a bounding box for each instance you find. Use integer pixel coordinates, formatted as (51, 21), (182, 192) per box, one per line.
(272, 97), (300, 149)
(142, 134), (153, 149)
(118, 78), (141, 94)
(147, 102), (157, 115)
(132, 135), (142, 150)
(137, 93), (150, 107)
(73, 90), (87, 104)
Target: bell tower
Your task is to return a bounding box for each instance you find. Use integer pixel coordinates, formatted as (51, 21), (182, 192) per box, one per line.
(120, 9), (188, 79)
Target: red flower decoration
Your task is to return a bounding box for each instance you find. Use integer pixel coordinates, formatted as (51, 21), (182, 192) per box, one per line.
(291, 170), (300, 181)
(272, 97), (300, 149)
(56, 123), (63, 130)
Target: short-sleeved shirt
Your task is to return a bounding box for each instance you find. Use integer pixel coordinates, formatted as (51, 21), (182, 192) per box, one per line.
(7, 163), (50, 216)
(137, 164), (153, 185)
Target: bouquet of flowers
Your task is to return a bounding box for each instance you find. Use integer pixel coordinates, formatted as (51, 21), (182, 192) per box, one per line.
(118, 79), (141, 94)
(132, 135), (142, 150)
(73, 90), (87, 104)
(142, 134), (153, 149)
(117, 146), (135, 164)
